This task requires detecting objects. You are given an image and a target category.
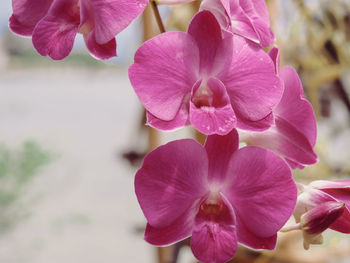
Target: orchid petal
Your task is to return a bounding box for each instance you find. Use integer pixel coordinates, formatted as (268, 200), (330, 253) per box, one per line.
(190, 78), (237, 135)
(145, 201), (200, 246)
(83, 30), (116, 59)
(129, 31), (199, 121)
(235, 215), (277, 250)
(88, 0), (148, 44)
(276, 66), (317, 147)
(247, 117), (318, 168)
(146, 98), (190, 131)
(236, 112), (274, 132)
(204, 129), (239, 183)
(32, 0), (80, 60)
(224, 146), (297, 240)
(191, 194), (237, 263)
(9, 0), (54, 36)
(188, 10), (223, 75)
(219, 35), (282, 129)
(135, 139), (208, 227)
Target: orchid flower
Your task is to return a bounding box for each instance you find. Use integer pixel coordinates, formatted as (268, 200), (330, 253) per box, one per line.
(135, 129), (297, 263)
(287, 180), (350, 249)
(129, 10), (282, 135)
(200, 0), (275, 47)
(242, 47), (318, 169)
(9, 0), (148, 60)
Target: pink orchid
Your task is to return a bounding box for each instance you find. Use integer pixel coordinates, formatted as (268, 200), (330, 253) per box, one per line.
(129, 11), (282, 135)
(243, 47), (318, 169)
(200, 0), (275, 47)
(9, 0), (148, 60)
(135, 130), (297, 263)
(293, 180), (350, 249)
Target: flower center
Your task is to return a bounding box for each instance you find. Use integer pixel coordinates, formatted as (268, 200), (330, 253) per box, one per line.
(199, 192), (229, 221)
(191, 80), (227, 109)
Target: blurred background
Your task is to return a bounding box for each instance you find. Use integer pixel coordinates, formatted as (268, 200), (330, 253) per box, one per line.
(0, 0), (350, 263)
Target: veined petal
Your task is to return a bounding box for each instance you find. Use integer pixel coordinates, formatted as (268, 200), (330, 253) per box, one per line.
(246, 117), (318, 168)
(200, 0), (231, 31)
(190, 78), (237, 135)
(219, 35), (282, 130)
(135, 139), (208, 228)
(89, 0), (148, 44)
(32, 0), (80, 60)
(275, 66), (317, 147)
(250, 0), (270, 25)
(191, 194), (237, 263)
(204, 129), (239, 183)
(146, 98), (190, 131)
(129, 31), (199, 121)
(145, 200), (200, 246)
(9, 0), (54, 36)
(235, 110), (274, 132)
(83, 30), (116, 59)
(188, 10), (224, 75)
(223, 146), (297, 239)
(235, 212), (277, 250)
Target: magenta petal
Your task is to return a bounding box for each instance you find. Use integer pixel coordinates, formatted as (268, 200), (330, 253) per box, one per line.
(146, 98), (190, 131)
(88, 0), (148, 44)
(145, 201), (200, 246)
(188, 10), (223, 75)
(310, 180), (350, 190)
(32, 0), (80, 60)
(276, 66), (317, 147)
(232, 0), (274, 46)
(129, 32), (199, 121)
(9, 0), (54, 36)
(219, 35), (282, 129)
(301, 201), (345, 235)
(330, 207), (350, 233)
(135, 139), (208, 227)
(83, 30), (116, 59)
(235, 213), (277, 250)
(224, 146), (297, 240)
(236, 111), (274, 132)
(190, 78), (237, 135)
(191, 194), (237, 263)
(247, 117), (318, 168)
(204, 129), (239, 183)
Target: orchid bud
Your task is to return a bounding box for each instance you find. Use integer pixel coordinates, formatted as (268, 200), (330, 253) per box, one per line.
(300, 201), (345, 249)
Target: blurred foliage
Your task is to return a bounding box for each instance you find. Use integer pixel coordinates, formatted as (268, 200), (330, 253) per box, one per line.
(0, 141), (52, 233)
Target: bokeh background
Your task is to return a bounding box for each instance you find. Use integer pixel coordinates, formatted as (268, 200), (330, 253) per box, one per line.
(0, 1), (350, 263)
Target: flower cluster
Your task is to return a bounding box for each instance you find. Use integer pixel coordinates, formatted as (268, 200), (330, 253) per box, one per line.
(9, 0), (350, 262)
(9, 0), (148, 59)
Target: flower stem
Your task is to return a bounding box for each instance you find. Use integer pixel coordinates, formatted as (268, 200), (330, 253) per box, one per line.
(151, 0), (166, 33)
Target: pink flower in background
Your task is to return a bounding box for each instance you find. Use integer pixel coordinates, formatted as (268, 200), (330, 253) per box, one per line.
(135, 130), (297, 263)
(243, 47), (318, 169)
(293, 180), (350, 249)
(200, 0), (275, 47)
(129, 11), (282, 135)
(9, 0), (148, 60)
